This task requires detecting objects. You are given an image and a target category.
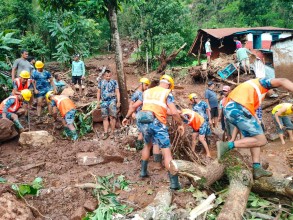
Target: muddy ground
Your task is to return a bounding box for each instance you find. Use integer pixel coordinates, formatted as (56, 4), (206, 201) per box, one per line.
(0, 43), (293, 219)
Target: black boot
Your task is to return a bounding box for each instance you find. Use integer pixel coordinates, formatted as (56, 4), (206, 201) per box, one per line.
(168, 172), (180, 190)
(153, 154), (162, 162)
(140, 160), (149, 178)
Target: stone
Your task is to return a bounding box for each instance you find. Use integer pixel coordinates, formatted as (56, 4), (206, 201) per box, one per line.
(267, 133), (279, 141)
(0, 192), (35, 220)
(71, 207), (86, 220)
(19, 130), (54, 148)
(83, 199), (98, 212)
(0, 118), (18, 142)
(61, 87), (75, 97)
(92, 109), (103, 123)
(76, 152), (103, 166)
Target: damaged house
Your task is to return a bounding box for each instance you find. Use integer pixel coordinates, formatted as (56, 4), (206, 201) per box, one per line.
(188, 26), (293, 66)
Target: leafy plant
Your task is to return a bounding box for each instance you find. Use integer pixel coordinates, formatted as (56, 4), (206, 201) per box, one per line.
(0, 72), (13, 102)
(83, 174), (133, 220)
(11, 177), (43, 197)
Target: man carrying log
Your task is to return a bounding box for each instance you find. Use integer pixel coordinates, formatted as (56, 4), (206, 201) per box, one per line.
(46, 91), (78, 141)
(122, 75), (184, 190)
(180, 108), (211, 159)
(217, 78), (293, 179)
(272, 103), (293, 145)
(0, 89), (32, 133)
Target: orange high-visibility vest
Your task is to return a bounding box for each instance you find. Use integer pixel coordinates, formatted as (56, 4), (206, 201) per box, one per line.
(142, 86), (171, 124)
(224, 79), (268, 116)
(14, 78), (33, 91)
(0, 96), (21, 114)
(272, 103), (293, 116)
(52, 95), (76, 117)
(182, 109), (204, 131)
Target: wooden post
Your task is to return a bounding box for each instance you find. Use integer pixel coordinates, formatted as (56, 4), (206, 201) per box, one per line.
(146, 48), (149, 74)
(197, 35), (203, 66)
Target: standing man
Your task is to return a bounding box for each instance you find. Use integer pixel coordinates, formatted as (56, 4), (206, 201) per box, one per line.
(233, 37), (242, 50)
(0, 89), (32, 132)
(205, 81), (219, 128)
(205, 38), (212, 65)
(236, 45), (252, 75)
(122, 75), (184, 190)
(218, 78), (293, 179)
(272, 103), (293, 145)
(11, 50), (33, 81)
(72, 54), (85, 99)
(97, 69), (120, 140)
(46, 91), (78, 141)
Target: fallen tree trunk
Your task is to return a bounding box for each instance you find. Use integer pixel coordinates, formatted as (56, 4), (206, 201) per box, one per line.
(170, 150), (293, 219)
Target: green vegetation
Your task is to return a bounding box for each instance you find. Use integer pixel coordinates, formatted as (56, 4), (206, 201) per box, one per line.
(83, 174), (132, 220)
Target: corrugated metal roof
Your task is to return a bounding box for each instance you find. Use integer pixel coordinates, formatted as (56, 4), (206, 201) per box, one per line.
(202, 26), (293, 39)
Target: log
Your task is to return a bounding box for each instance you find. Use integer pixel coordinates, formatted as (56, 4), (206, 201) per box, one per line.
(217, 160), (253, 220)
(262, 94), (288, 110)
(190, 193), (216, 220)
(134, 187), (173, 220)
(0, 118), (18, 142)
(169, 160), (225, 187)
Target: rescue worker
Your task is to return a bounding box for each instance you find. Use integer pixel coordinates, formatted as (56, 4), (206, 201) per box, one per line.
(12, 70), (35, 120)
(272, 103), (293, 145)
(180, 108), (211, 158)
(122, 75), (184, 190)
(125, 78), (163, 165)
(46, 91), (78, 141)
(130, 77), (151, 149)
(217, 78), (293, 179)
(189, 93), (211, 151)
(97, 69), (120, 140)
(0, 89), (32, 132)
(32, 61), (56, 123)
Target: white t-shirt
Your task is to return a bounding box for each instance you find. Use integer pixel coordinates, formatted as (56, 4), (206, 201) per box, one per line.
(205, 41), (211, 53)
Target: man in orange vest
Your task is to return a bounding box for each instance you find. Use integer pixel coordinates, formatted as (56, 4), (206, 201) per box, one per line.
(46, 91), (78, 141)
(180, 108), (211, 158)
(122, 75), (184, 190)
(218, 78), (293, 179)
(0, 89), (32, 132)
(272, 103), (293, 145)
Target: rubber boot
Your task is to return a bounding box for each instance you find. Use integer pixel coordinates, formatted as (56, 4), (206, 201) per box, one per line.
(140, 160), (149, 178)
(64, 127), (71, 137)
(71, 130), (78, 141)
(135, 140), (144, 150)
(253, 167), (273, 179)
(168, 172), (181, 190)
(153, 154), (162, 162)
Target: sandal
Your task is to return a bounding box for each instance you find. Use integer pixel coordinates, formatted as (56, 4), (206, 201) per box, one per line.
(102, 132), (109, 140)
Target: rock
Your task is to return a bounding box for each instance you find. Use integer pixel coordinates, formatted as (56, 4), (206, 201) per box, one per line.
(61, 87), (75, 97)
(19, 131), (54, 148)
(76, 152), (124, 166)
(92, 109), (103, 123)
(0, 118), (18, 142)
(77, 152), (103, 166)
(267, 133), (279, 141)
(0, 192), (35, 220)
(83, 199), (98, 212)
(71, 207), (86, 220)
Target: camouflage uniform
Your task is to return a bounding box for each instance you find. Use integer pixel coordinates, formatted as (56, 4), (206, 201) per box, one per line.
(98, 79), (119, 118)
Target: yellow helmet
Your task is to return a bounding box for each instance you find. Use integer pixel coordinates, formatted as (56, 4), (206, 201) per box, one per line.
(160, 74), (174, 90)
(19, 70), (30, 79)
(45, 91), (54, 103)
(21, 89), (32, 102)
(188, 93), (198, 100)
(139, 77), (150, 85)
(35, 60), (44, 69)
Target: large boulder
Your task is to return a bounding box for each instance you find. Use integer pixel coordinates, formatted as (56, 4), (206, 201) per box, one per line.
(0, 118), (18, 142)
(0, 192), (35, 220)
(19, 130), (54, 147)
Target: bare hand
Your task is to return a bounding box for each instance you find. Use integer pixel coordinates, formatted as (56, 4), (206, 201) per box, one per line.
(96, 102), (101, 109)
(117, 102), (121, 108)
(279, 124), (285, 130)
(177, 125), (185, 136)
(35, 89), (39, 94)
(122, 118), (129, 126)
(209, 120), (213, 126)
